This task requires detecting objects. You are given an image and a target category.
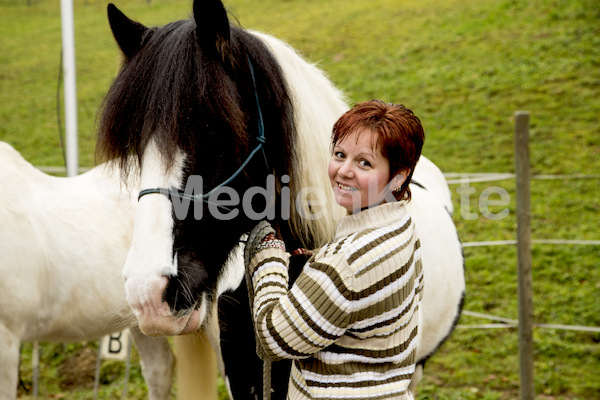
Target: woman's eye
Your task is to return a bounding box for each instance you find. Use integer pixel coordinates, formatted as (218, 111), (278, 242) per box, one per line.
(335, 151), (345, 159)
(359, 159), (371, 167)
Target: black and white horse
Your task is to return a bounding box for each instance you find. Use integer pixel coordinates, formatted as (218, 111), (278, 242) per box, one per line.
(96, 0), (465, 398)
(0, 142), (175, 400)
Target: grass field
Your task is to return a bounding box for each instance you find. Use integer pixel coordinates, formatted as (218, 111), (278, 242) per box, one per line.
(2, 0), (599, 399)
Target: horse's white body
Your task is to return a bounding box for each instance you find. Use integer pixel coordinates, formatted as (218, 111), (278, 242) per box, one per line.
(124, 29), (464, 394)
(0, 142), (174, 400)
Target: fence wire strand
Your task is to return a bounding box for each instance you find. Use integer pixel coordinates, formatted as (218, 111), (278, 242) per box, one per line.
(458, 311), (600, 333)
(445, 172), (600, 185)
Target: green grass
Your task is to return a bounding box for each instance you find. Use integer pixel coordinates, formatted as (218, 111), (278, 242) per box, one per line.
(2, 0), (599, 398)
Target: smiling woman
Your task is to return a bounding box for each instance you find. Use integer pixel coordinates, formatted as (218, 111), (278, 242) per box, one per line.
(329, 101), (425, 209)
(329, 127), (393, 212)
(244, 101), (427, 399)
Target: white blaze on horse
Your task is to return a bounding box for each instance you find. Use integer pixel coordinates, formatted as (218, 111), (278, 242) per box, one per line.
(97, 0), (465, 398)
(0, 142), (174, 400)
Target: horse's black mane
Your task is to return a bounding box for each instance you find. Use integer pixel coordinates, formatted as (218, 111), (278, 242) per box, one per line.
(96, 15), (295, 185)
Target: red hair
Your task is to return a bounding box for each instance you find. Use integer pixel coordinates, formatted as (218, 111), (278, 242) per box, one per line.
(331, 100), (424, 201)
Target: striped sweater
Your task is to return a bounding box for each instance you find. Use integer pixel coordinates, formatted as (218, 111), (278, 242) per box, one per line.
(247, 201), (423, 400)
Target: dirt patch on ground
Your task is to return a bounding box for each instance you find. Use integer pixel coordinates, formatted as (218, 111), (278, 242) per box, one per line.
(58, 347), (97, 390)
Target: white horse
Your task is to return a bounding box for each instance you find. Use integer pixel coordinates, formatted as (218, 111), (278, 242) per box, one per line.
(0, 142), (175, 400)
(96, 1), (465, 398)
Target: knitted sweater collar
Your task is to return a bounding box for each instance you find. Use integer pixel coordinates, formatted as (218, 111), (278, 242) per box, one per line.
(334, 201), (407, 239)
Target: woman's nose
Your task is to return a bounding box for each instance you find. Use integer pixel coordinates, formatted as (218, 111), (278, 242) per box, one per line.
(338, 161), (354, 178)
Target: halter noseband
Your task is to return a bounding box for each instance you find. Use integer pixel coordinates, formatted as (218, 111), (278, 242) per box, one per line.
(138, 55), (268, 210)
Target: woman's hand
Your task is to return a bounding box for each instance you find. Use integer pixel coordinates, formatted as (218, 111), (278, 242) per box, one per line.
(244, 220), (286, 267)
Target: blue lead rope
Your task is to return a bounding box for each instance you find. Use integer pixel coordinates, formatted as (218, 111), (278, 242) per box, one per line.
(248, 54), (269, 172)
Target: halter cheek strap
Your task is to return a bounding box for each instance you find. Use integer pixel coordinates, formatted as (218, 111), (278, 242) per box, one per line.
(138, 55), (268, 209)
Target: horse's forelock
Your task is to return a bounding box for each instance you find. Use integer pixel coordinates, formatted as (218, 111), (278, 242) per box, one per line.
(96, 18), (250, 180)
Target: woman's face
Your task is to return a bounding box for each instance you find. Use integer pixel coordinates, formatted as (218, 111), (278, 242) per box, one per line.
(328, 128), (392, 214)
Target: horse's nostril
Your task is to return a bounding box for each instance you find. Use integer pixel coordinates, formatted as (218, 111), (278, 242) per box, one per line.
(162, 272), (200, 313)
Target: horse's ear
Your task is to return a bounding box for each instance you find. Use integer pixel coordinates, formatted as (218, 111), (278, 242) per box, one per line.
(107, 3), (149, 60)
(193, 0), (231, 53)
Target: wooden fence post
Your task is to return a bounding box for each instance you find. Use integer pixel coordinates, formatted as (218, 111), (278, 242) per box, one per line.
(515, 111), (535, 400)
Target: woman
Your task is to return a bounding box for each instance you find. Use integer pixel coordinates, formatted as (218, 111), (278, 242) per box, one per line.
(245, 100), (425, 399)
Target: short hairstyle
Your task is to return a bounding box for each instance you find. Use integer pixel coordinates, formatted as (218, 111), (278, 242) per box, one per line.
(331, 100), (425, 201)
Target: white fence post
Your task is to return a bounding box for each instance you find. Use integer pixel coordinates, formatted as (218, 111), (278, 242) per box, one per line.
(59, 0), (79, 176)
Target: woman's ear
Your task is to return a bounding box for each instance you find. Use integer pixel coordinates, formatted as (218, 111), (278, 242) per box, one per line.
(391, 169), (410, 191)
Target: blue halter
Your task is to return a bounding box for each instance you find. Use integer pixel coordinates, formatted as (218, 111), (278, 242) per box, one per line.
(138, 56), (268, 210)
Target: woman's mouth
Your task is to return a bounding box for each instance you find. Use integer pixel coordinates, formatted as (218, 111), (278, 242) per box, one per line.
(337, 182), (357, 191)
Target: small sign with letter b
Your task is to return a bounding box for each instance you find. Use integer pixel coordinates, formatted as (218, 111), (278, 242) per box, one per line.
(100, 329), (130, 361)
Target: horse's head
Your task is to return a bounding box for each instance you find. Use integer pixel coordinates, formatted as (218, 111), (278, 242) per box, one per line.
(97, 0), (303, 335)
(97, 0), (348, 336)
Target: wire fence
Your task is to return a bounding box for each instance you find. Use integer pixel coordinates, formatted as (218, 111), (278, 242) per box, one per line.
(445, 170), (600, 334)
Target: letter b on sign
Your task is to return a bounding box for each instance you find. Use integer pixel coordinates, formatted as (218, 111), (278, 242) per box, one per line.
(100, 329), (130, 361)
